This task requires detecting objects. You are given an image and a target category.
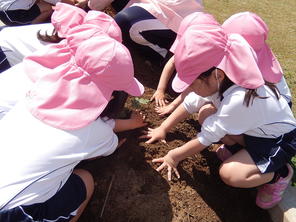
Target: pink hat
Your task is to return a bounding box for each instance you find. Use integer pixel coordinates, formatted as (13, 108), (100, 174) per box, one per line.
(51, 3), (122, 42)
(222, 12), (283, 83)
(170, 12), (220, 53)
(171, 12), (264, 92)
(23, 6), (144, 130)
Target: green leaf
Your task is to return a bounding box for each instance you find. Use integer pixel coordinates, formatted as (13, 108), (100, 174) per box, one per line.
(134, 98), (150, 105)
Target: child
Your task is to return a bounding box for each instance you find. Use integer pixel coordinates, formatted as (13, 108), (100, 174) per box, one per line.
(215, 11), (293, 160)
(0, 4), (146, 221)
(144, 12), (296, 209)
(114, 0), (204, 64)
(0, 0), (88, 26)
(151, 11), (292, 115)
(222, 11), (292, 105)
(0, 1), (123, 73)
(0, 3), (122, 119)
(0, 0), (204, 73)
(0, 0), (203, 71)
(168, 11), (294, 161)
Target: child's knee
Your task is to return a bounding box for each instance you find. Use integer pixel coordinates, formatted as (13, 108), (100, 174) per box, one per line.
(219, 162), (242, 187)
(74, 169), (95, 199)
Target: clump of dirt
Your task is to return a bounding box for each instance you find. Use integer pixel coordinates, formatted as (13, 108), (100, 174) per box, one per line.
(78, 49), (271, 222)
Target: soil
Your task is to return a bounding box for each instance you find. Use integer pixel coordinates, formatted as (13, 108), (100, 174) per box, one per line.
(77, 47), (272, 222)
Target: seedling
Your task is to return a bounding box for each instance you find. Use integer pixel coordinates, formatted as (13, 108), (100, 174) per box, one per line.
(131, 97), (150, 109)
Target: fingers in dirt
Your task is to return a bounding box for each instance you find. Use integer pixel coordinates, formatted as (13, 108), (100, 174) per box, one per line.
(152, 157), (164, 163)
(173, 168), (180, 179)
(145, 138), (156, 144)
(168, 166), (172, 181)
(156, 162), (166, 172)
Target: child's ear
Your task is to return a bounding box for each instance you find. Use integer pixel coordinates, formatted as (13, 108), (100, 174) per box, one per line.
(217, 69), (225, 81)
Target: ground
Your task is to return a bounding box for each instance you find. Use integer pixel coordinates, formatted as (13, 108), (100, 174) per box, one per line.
(77, 47), (272, 222)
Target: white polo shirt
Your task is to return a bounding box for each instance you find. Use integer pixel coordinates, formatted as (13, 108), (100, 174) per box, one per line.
(183, 92), (221, 114)
(183, 77), (292, 117)
(0, 101), (118, 210)
(0, 0), (60, 10)
(0, 0), (36, 10)
(195, 85), (296, 146)
(0, 23), (53, 67)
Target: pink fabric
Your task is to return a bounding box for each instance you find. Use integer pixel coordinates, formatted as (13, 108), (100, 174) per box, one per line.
(126, 0), (204, 32)
(170, 12), (218, 52)
(171, 12), (264, 92)
(222, 12), (283, 83)
(51, 3), (122, 42)
(24, 3), (144, 130)
(86, 0), (203, 32)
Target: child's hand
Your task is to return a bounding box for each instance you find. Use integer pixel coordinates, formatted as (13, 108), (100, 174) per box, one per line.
(150, 90), (168, 107)
(155, 103), (177, 116)
(152, 150), (180, 181)
(143, 126), (167, 144)
(130, 111), (147, 129)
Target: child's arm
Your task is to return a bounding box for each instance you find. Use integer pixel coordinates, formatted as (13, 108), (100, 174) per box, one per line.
(150, 56), (175, 107)
(113, 111), (147, 132)
(145, 103), (190, 143)
(155, 87), (192, 116)
(152, 138), (207, 180)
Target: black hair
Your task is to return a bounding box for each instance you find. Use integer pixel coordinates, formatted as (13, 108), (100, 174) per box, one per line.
(198, 67), (216, 82)
(197, 67), (280, 107)
(100, 91), (128, 119)
(243, 81), (280, 107)
(37, 28), (64, 43)
(218, 70), (234, 100)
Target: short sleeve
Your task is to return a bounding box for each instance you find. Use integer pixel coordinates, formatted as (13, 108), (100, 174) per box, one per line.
(183, 92), (216, 114)
(85, 118), (118, 158)
(102, 117), (116, 129)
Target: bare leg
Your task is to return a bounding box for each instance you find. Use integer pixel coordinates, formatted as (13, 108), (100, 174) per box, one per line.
(219, 149), (273, 188)
(70, 169), (94, 222)
(221, 134), (245, 146)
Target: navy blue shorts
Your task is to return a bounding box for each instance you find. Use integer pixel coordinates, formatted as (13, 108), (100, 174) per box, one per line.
(114, 6), (176, 63)
(0, 4), (40, 26)
(111, 0), (130, 12)
(0, 173), (86, 222)
(244, 128), (296, 174)
(0, 45), (11, 72)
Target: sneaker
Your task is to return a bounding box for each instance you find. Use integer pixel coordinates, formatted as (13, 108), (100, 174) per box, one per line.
(256, 164), (294, 209)
(216, 144), (232, 161)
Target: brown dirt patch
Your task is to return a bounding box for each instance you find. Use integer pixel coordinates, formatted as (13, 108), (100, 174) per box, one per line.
(78, 48), (272, 222)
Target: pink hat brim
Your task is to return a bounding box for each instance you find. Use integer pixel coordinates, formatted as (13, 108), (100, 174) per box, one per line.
(217, 34), (264, 89)
(124, 77), (145, 96)
(256, 44), (283, 83)
(172, 73), (196, 93)
(26, 68), (113, 130)
(222, 12), (283, 83)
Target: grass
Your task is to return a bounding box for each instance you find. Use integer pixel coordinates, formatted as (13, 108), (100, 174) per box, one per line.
(204, 0), (296, 185)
